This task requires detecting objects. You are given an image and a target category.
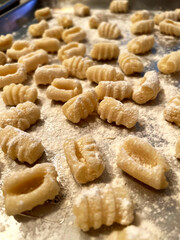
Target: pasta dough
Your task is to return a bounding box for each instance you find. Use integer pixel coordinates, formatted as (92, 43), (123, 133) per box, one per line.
(158, 50), (180, 74)
(154, 11), (178, 25)
(109, 0), (128, 13)
(35, 7), (52, 21)
(159, 19), (180, 36)
(33, 37), (60, 53)
(130, 10), (149, 23)
(28, 20), (48, 37)
(0, 51), (7, 65)
(90, 42), (119, 60)
(0, 34), (13, 52)
(73, 3), (90, 17)
(98, 22), (121, 39)
(42, 26), (64, 40)
(62, 26), (86, 43)
(57, 15), (73, 28)
(176, 136), (180, 158)
(131, 19), (154, 34)
(127, 35), (154, 54)
(89, 12), (108, 29)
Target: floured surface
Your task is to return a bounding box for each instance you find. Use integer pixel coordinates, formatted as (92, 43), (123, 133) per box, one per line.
(0, 7), (180, 240)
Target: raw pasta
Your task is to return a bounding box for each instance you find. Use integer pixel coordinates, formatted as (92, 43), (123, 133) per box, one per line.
(63, 135), (104, 183)
(57, 15), (73, 28)
(35, 7), (52, 21)
(90, 42), (119, 60)
(73, 3), (90, 17)
(33, 37), (60, 53)
(46, 78), (82, 102)
(0, 51), (7, 65)
(89, 12), (108, 29)
(0, 126), (44, 164)
(159, 19), (180, 36)
(62, 26), (86, 43)
(2, 83), (38, 106)
(175, 8), (180, 20)
(176, 136), (180, 158)
(42, 26), (64, 40)
(154, 11), (178, 25)
(0, 101), (40, 130)
(158, 50), (180, 74)
(109, 0), (128, 13)
(0, 34), (13, 52)
(62, 89), (98, 123)
(73, 179), (134, 231)
(116, 135), (169, 190)
(28, 20), (48, 37)
(98, 97), (138, 128)
(98, 22), (121, 39)
(127, 35), (154, 54)
(2, 163), (59, 216)
(131, 19), (154, 34)
(130, 10), (149, 23)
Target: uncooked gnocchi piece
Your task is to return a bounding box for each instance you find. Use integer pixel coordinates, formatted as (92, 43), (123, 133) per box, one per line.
(132, 71), (160, 104)
(0, 34), (13, 52)
(127, 35), (154, 54)
(0, 63), (26, 88)
(116, 136), (169, 190)
(95, 81), (132, 101)
(175, 9), (180, 20)
(109, 0), (128, 13)
(91, 42), (119, 60)
(73, 3), (90, 17)
(98, 97), (138, 128)
(62, 89), (98, 123)
(58, 42), (86, 61)
(34, 64), (68, 85)
(118, 52), (144, 75)
(164, 94), (180, 127)
(7, 40), (34, 60)
(18, 49), (48, 73)
(154, 11), (178, 25)
(131, 19), (154, 34)
(2, 83), (37, 106)
(89, 12), (108, 29)
(0, 126), (44, 164)
(2, 163), (59, 216)
(33, 38), (60, 53)
(158, 50), (180, 74)
(0, 101), (40, 130)
(63, 56), (93, 79)
(73, 179), (134, 231)
(176, 136), (180, 158)
(43, 26), (64, 40)
(28, 20), (48, 37)
(57, 15), (73, 28)
(35, 7), (52, 21)
(64, 135), (105, 183)
(98, 22), (121, 39)
(159, 19), (180, 36)
(86, 64), (124, 83)
(46, 78), (82, 102)
(130, 10), (150, 23)
(62, 26), (86, 43)
(0, 51), (7, 65)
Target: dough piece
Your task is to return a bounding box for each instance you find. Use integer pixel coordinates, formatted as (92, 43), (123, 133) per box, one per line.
(73, 3), (90, 17)
(0, 34), (13, 52)
(58, 42), (86, 61)
(62, 26), (86, 43)
(34, 64), (68, 85)
(62, 89), (98, 123)
(89, 12), (108, 29)
(127, 35), (154, 54)
(35, 7), (52, 21)
(33, 38), (60, 53)
(46, 78), (82, 102)
(64, 135), (105, 183)
(28, 20), (48, 37)
(7, 40), (34, 60)
(86, 64), (124, 83)
(57, 15), (73, 28)
(42, 26), (64, 40)
(98, 97), (138, 128)
(154, 11), (178, 25)
(2, 163), (59, 216)
(164, 94), (180, 127)
(0, 101), (40, 130)
(0, 51), (7, 65)
(118, 52), (144, 75)
(132, 71), (160, 104)
(131, 19), (154, 34)
(109, 0), (128, 13)
(91, 42), (119, 61)
(2, 83), (38, 106)
(158, 50), (180, 74)
(0, 126), (44, 164)
(95, 81), (132, 101)
(98, 22), (121, 39)
(175, 9), (180, 21)
(159, 19), (180, 36)
(176, 136), (180, 158)
(73, 179), (134, 231)
(18, 49), (48, 73)
(116, 136), (169, 190)
(130, 10), (150, 23)
(0, 63), (26, 88)
(62, 56), (93, 79)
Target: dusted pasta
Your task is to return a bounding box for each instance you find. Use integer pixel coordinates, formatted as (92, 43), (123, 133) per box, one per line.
(33, 38), (60, 53)
(0, 51), (7, 65)
(35, 7), (52, 21)
(91, 42), (119, 60)
(158, 50), (180, 74)
(98, 22), (121, 39)
(57, 15), (73, 28)
(154, 11), (178, 25)
(109, 0), (128, 13)
(176, 136), (180, 158)
(62, 26), (86, 43)
(42, 26), (64, 40)
(28, 20), (48, 37)
(127, 35), (154, 54)
(130, 10), (149, 23)
(159, 19), (180, 36)
(131, 19), (154, 34)
(73, 3), (90, 17)
(0, 34), (13, 52)
(89, 12), (108, 29)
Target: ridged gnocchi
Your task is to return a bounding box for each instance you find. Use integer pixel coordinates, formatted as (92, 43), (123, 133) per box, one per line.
(127, 35), (154, 54)
(130, 10), (149, 23)
(35, 7), (52, 21)
(91, 42), (119, 60)
(131, 19), (154, 34)
(42, 26), (64, 40)
(73, 3), (90, 17)
(158, 50), (180, 74)
(164, 94), (180, 127)
(89, 12), (108, 29)
(0, 34), (13, 52)
(159, 19), (180, 36)
(98, 22), (121, 39)
(109, 0), (128, 13)
(176, 136), (180, 158)
(57, 15), (73, 28)
(28, 20), (48, 37)
(62, 26), (86, 43)
(0, 51), (7, 65)
(154, 11), (178, 25)
(33, 37), (60, 53)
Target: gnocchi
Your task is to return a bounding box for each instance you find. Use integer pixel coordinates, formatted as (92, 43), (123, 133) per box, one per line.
(33, 37), (60, 53)
(127, 35), (154, 54)
(28, 20), (48, 37)
(0, 34), (13, 52)
(57, 15), (73, 28)
(176, 136), (180, 158)
(62, 26), (86, 43)
(159, 19), (180, 36)
(90, 42), (119, 60)
(158, 50), (180, 74)
(89, 12), (108, 29)
(131, 10), (150, 23)
(109, 0), (128, 13)
(42, 26), (64, 40)
(0, 51), (7, 65)
(35, 7), (52, 21)
(73, 3), (90, 17)
(154, 11), (178, 25)
(98, 22), (121, 39)
(131, 19), (154, 34)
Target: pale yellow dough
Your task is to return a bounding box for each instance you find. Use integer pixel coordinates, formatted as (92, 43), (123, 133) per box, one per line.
(62, 26), (86, 43)
(57, 15), (73, 28)
(91, 42), (119, 60)
(176, 136), (180, 158)
(109, 0), (128, 13)
(0, 51), (7, 65)
(89, 12), (108, 29)
(127, 35), (154, 54)
(158, 50), (180, 74)
(0, 34), (13, 52)
(33, 37), (60, 53)
(130, 10), (149, 23)
(42, 26), (64, 40)
(131, 19), (154, 34)
(98, 22), (121, 39)
(35, 7), (52, 21)
(28, 20), (48, 37)
(159, 19), (180, 36)
(73, 3), (90, 17)
(154, 11), (178, 25)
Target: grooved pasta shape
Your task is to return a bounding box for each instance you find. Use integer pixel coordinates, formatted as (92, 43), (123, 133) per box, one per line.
(89, 12), (108, 29)
(175, 8), (180, 20)
(63, 56), (93, 79)
(118, 52), (144, 75)
(35, 7), (52, 21)
(0, 34), (13, 52)
(158, 50), (180, 74)
(132, 71), (160, 104)
(62, 89), (98, 123)
(0, 126), (44, 164)
(159, 19), (180, 36)
(127, 35), (154, 54)
(130, 10), (149, 23)
(154, 11), (178, 25)
(131, 19), (154, 34)
(64, 135), (105, 183)
(57, 15), (73, 28)
(28, 20), (48, 37)
(98, 97), (138, 128)
(91, 42), (119, 60)
(116, 136), (169, 190)
(164, 94), (180, 127)
(73, 179), (134, 231)
(98, 22), (121, 39)
(2, 163), (59, 216)
(43, 26), (64, 40)
(86, 64), (124, 83)
(33, 38), (60, 53)
(62, 26), (86, 43)
(73, 3), (90, 17)
(0, 51), (7, 65)
(109, 0), (128, 13)
(0, 101), (40, 130)
(176, 136), (180, 158)
(46, 78), (82, 102)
